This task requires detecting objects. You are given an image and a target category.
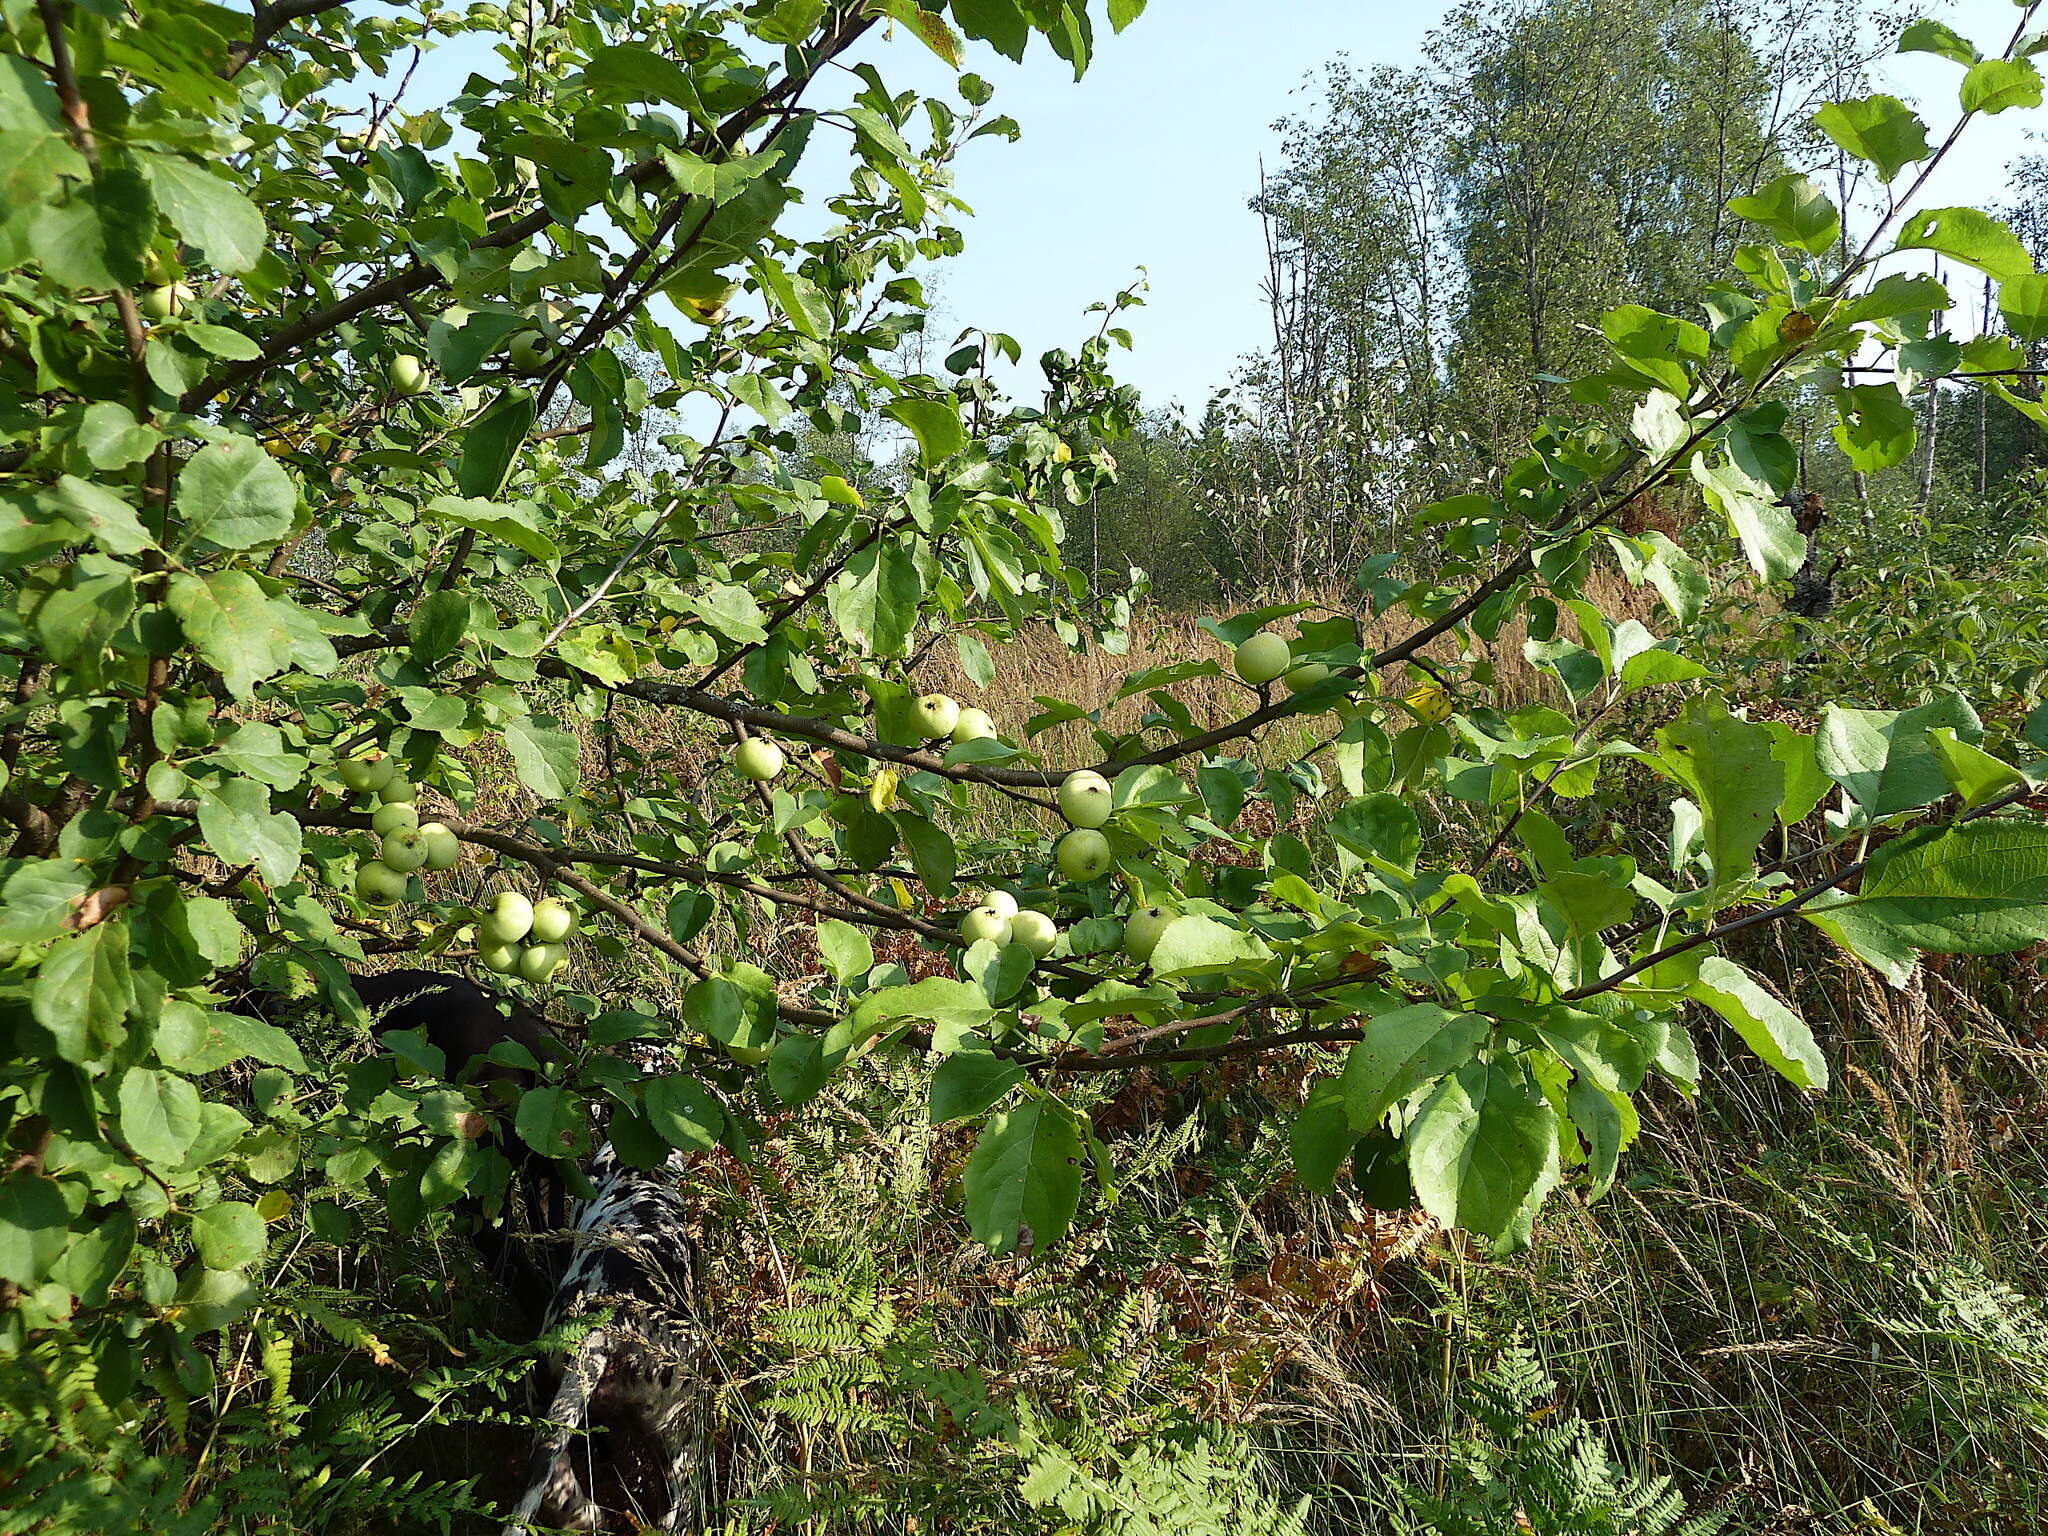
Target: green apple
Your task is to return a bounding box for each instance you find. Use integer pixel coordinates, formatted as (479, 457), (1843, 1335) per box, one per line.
(371, 802), (419, 837)
(517, 942), (566, 983)
(1056, 829), (1112, 882)
(529, 897), (576, 944)
(1008, 909), (1058, 958)
(379, 828), (430, 873)
(1234, 631), (1292, 685)
(734, 737), (785, 782)
(960, 905), (1013, 946)
(140, 283), (193, 320)
(479, 941), (521, 975)
(912, 693), (960, 739)
(1057, 770), (1113, 829)
(506, 331), (548, 372)
(377, 776), (416, 804)
(1283, 661), (1333, 694)
(338, 752), (397, 792)
(388, 353), (431, 395)
(419, 822), (462, 870)
(356, 860), (409, 906)
(976, 888), (1020, 919)
(951, 707), (998, 744)
(481, 890), (533, 945)
(1123, 905), (1174, 963)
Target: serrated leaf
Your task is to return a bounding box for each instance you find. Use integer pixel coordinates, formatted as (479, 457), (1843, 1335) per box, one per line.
(963, 1099), (1082, 1255)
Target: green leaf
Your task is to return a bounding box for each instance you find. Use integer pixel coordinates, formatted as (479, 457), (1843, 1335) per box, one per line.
(1689, 956), (1828, 1089)
(1832, 384), (1918, 473)
(1822, 820), (2048, 956)
(1895, 207), (2033, 281)
(816, 919), (874, 984)
(1692, 461), (1805, 582)
(32, 922), (132, 1062)
(685, 971), (777, 1059)
(178, 439), (298, 550)
(142, 154), (266, 272)
(1599, 305), (1708, 395)
(766, 1033), (833, 1108)
(503, 716), (580, 800)
(0, 1175), (68, 1289)
(195, 776), (302, 884)
(1566, 1078), (1635, 1200)
(828, 540), (920, 657)
(963, 1099), (1083, 1255)
(167, 570), (297, 701)
(1289, 1079), (1355, 1194)
(1340, 1003), (1488, 1130)
(1962, 57), (2043, 115)
(1811, 95), (1930, 182)
(1726, 174), (1840, 256)
(2000, 273), (2048, 342)
(1817, 695), (1980, 817)
(1653, 699), (1782, 895)
(1928, 728), (2025, 810)
(1145, 915), (1273, 979)
(190, 1201), (268, 1271)
(409, 589), (469, 665)
(884, 396), (966, 461)
(1407, 1062), (1561, 1252)
(1329, 793), (1421, 874)
(1899, 18), (1978, 64)
(458, 388), (538, 499)
(642, 1073), (722, 1151)
(423, 495), (559, 562)
(76, 402), (160, 471)
(117, 1067), (203, 1165)
(51, 475), (154, 555)
(930, 1033), (1025, 1122)
(49, 1210), (136, 1306)
(0, 859), (93, 945)
(513, 1084), (586, 1158)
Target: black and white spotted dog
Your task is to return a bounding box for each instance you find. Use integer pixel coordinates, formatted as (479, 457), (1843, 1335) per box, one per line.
(501, 1138), (708, 1535)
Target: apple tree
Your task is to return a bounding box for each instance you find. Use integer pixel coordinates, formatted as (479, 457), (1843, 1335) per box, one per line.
(6, 0), (2048, 1486)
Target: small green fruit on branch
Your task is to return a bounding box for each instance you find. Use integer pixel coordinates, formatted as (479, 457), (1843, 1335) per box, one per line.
(1058, 770), (1112, 828)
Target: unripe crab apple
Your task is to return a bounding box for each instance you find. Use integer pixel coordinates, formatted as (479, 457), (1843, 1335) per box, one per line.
(388, 353), (431, 396)
(912, 693), (960, 739)
(479, 941), (521, 975)
(371, 802), (419, 837)
(1056, 828), (1113, 882)
(976, 889), (1020, 919)
(377, 775), (416, 804)
(1284, 661), (1333, 694)
(518, 942), (566, 983)
(141, 283), (194, 320)
(1123, 905), (1174, 963)
(356, 860), (409, 906)
(418, 822), (462, 870)
(481, 890), (533, 946)
(529, 897), (576, 944)
(506, 331), (548, 372)
(1234, 631), (1292, 686)
(952, 707), (998, 744)
(339, 751), (398, 793)
(378, 828), (430, 874)
(1057, 770), (1113, 829)
(734, 737), (785, 782)
(960, 905), (1014, 946)
(1008, 909), (1059, 958)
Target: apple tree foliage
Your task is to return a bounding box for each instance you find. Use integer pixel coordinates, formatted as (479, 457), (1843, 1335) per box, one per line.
(7, 0), (2048, 1435)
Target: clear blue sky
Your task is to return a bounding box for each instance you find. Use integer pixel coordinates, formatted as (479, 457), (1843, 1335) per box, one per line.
(363, 0), (2034, 411)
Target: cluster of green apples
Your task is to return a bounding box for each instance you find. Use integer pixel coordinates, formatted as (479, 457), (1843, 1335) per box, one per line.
(729, 691), (1001, 785)
(475, 890), (577, 985)
(1232, 627), (1333, 695)
(341, 752), (462, 907)
(959, 888), (1060, 957)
